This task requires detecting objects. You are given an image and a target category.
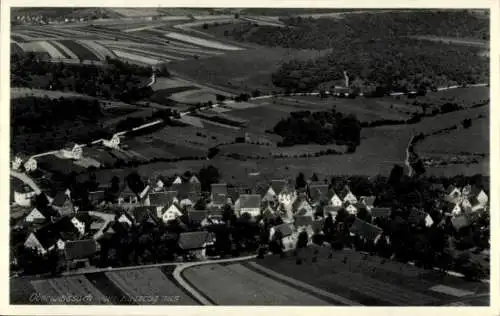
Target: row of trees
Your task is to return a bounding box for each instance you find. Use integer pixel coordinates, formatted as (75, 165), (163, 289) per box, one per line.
(273, 109), (361, 150)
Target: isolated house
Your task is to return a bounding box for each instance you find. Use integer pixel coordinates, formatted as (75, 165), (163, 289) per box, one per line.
(60, 142), (83, 160)
(51, 191), (74, 217)
(235, 194), (261, 217)
(102, 134), (121, 149)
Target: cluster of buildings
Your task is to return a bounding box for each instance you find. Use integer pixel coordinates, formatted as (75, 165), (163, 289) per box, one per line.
(11, 170), (489, 271)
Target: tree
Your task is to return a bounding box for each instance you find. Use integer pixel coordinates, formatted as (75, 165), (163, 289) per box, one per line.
(295, 172), (306, 189)
(388, 164), (404, 187)
(296, 230), (309, 249)
(198, 165), (221, 192)
(311, 173), (319, 182)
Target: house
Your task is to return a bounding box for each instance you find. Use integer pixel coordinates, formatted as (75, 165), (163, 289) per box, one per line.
(24, 207), (55, 224)
(349, 218), (383, 242)
(469, 187), (488, 206)
(155, 179), (165, 191)
(118, 183), (139, 205)
(172, 176), (183, 185)
(292, 194), (313, 217)
(307, 183), (330, 203)
(445, 185), (462, 204)
(294, 216), (314, 236)
(263, 179), (295, 204)
(210, 183), (227, 206)
(161, 203), (183, 223)
(189, 175), (200, 185)
(60, 142), (83, 160)
(97, 220), (131, 240)
(370, 207), (391, 219)
(235, 194), (261, 217)
(328, 190), (343, 208)
(269, 223), (295, 251)
(345, 203), (358, 215)
(461, 198), (472, 212)
(138, 185), (152, 203)
(11, 153), (37, 172)
(88, 190), (106, 206)
(51, 191), (74, 217)
(70, 215), (86, 235)
(408, 208), (430, 226)
(323, 205), (341, 219)
(451, 214), (471, 231)
(340, 185), (357, 204)
(200, 209), (224, 227)
(64, 239), (99, 270)
(24, 217), (81, 254)
(131, 206), (160, 226)
(188, 209), (209, 226)
(11, 152), (26, 170)
(177, 231), (215, 260)
(14, 184), (37, 207)
(470, 196), (485, 212)
(102, 134), (121, 149)
(146, 190), (178, 216)
(179, 192), (201, 208)
(444, 202), (462, 216)
(116, 211), (134, 227)
(360, 196), (376, 209)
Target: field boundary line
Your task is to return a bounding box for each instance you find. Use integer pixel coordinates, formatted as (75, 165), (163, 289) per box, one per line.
(173, 255), (257, 305)
(247, 261), (363, 306)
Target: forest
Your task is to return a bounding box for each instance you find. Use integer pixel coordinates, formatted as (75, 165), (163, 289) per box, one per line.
(10, 54), (162, 102)
(11, 96), (110, 154)
(273, 110), (361, 150)
(222, 10), (489, 92)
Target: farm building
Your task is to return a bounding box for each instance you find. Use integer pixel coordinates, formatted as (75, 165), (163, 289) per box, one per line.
(177, 231), (215, 260)
(161, 203), (183, 223)
(24, 207), (55, 224)
(60, 142), (83, 160)
(145, 190), (179, 217)
(328, 190), (343, 208)
(234, 194), (261, 218)
(64, 239), (99, 270)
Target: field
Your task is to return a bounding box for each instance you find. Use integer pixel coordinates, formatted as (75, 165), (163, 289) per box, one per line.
(10, 266), (197, 305)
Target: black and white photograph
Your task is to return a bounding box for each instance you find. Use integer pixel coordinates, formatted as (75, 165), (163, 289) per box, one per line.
(5, 5), (495, 309)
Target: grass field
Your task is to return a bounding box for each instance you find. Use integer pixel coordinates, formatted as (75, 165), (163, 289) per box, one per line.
(168, 47), (332, 93)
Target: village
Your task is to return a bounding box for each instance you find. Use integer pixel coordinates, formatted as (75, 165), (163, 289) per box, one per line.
(10, 156), (490, 279)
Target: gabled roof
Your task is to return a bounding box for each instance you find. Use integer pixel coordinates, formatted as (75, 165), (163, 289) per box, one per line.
(64, 239), (98, 260)
(272, 223), (294, 237)
(239, 194), (261, 209)
(294, 215), (313, 228)
(28, 207), (56, 220)
(262, 207), (278, 220)
(270, 180), (287, 194)
(362, 196), (376, 207)
(227, 186), (240, 202)
(370, 207), (391, 218)
(132, 206), (159, 224)
(349, 218), (382, 241)
(51, 191), (69, 207)
(189, 175), (200, 184)
(34, 217), (80, 249)
(446, 185), (459, 195)
(324, 205), (341, 214)
(172, 182), (201, 199)
(339, 185), (351, 199)
(292, 195), (311, 211)
(468, 186), (484, 198)
(120, 183), (136, 196)
(211, 183), (227, 196)
(443, 202), (460, 214)
(149, 190), (178, 206)
(308, 183), (329, 201)
(178, 231), (213, 250)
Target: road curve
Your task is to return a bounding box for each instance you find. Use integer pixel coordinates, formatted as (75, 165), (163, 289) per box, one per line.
(11, 170), (42, 195)
(173, 255), (257, 305)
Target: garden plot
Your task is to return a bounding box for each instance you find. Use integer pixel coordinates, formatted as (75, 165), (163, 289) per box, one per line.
(30, 276), (108, 305)
(105, 267), (197, 305)
(182, 263), (331, 305)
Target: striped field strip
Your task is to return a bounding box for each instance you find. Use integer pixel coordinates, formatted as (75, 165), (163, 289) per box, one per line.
(50, 41), (77, 59)
(430, 285), (476, 297)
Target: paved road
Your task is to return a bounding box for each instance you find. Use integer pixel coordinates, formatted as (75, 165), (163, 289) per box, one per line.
(10, 170), (42, 195)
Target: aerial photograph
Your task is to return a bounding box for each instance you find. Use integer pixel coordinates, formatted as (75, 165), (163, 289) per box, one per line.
(9, 7), (490, 306)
